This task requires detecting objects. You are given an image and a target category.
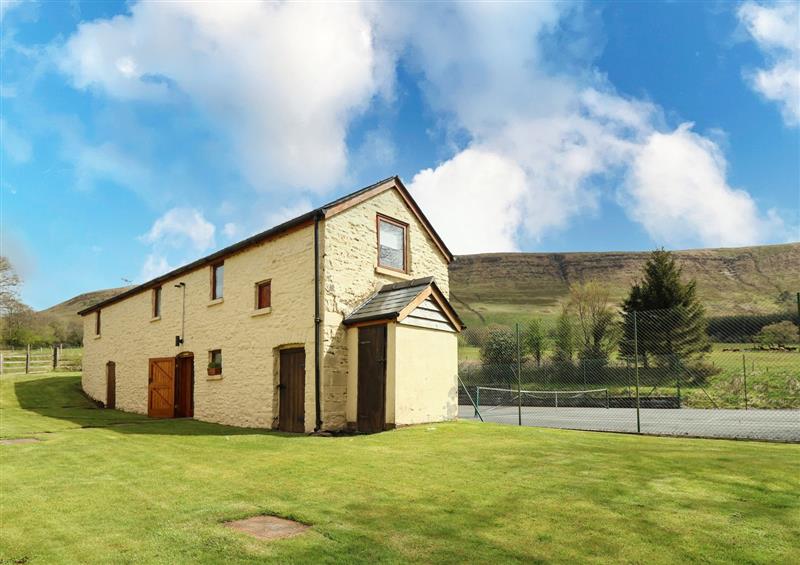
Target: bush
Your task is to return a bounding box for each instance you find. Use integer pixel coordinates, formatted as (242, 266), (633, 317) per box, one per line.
(707, 313), (799, 343)
(480, 329), (517, 365)
(680, 359), (722, 386)
(756, 321), (799, 346)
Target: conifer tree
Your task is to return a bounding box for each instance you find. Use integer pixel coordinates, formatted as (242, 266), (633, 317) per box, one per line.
(620, 249), (710, 366)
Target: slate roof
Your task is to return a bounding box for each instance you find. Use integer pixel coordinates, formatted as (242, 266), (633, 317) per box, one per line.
(78, 176), (453, 316)
(343, 277), (463, 329)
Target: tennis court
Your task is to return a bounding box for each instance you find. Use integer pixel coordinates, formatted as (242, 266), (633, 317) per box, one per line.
(458, 405), (800, 441)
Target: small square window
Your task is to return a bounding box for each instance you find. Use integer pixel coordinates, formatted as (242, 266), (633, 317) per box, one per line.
(153, 287), (162, 318)
(256, 280), (271, 310)
(211, 263), (224, 300)
(378, 215), (408, 272)
(95, 310), (101, 336)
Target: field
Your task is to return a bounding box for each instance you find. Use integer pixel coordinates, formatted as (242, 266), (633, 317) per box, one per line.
(2, 371), (799, 564)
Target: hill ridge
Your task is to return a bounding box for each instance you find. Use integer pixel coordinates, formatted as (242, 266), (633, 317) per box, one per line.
(449, 242), (800, 326)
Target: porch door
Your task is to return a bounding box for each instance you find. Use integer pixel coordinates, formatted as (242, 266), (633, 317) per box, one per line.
(148, 357), (175, 418)
(175, 355), (194, 418)
(279, 348), (306, 433)
(106, 361), (116, 409)
(357, 324), (387, 433)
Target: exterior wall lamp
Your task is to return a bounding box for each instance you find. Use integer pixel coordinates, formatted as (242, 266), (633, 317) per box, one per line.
(174, 282), (186, 346)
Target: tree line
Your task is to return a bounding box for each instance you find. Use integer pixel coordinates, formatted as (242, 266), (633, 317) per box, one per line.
(0, 257), (83, 347)
(475, 249), (798, 368)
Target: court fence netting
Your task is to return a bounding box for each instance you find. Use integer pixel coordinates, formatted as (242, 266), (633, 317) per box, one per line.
(458, 299), (800, 442)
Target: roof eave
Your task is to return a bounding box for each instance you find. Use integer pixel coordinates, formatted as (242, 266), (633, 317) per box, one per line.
(342, 312), (400, 326)
(78, 209), (322, 316)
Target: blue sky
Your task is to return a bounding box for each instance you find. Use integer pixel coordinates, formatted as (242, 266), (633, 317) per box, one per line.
(1, 1), (798, 310)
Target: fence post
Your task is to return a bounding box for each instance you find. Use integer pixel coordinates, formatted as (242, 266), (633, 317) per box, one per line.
(25, 345), (30, 374)
(53, 345), (59, 370)
(0, 352), (3, 375)
(742, 353), (748, 410)
(633, 311), (641, 433)
(796, 292), (800, 345)
(516, 323), (522, 427)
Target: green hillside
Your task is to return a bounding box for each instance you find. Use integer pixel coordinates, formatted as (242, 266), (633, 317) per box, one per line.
(38, 243), (799, 331)
(39, 286), (132, 326)
(449, 243), (800, 327)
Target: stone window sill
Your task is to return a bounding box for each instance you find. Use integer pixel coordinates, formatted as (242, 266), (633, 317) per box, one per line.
(374, 266), (412, 280)
(207, 298), (224, 307)
(150, 316), (161, 323)
(251, 307), (272, 318)
(206, 375), (223, 381)
(93, 335), (101, 340)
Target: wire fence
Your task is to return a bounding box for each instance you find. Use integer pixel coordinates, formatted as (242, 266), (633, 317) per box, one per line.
(459, 299), (800, 442)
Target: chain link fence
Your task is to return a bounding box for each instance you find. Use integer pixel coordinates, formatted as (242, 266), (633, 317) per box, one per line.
(458, 297), (800, 442)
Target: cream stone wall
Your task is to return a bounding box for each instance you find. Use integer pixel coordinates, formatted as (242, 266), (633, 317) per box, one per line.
(321, 187), (451, 429)
(393, 324), (458, 425)
(345, 322), (457, 427)
(82, 224), (317, 431)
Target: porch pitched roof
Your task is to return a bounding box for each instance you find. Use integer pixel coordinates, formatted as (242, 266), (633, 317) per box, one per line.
(343, 277), (464, 331)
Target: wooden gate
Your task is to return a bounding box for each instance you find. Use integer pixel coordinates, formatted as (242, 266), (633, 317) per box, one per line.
(175, 354), (194, 418)
(148, 358), (175, 418)
(279, 348), (305, 433)
(106, 361), (116, 409)
(357, 324), (387, 433)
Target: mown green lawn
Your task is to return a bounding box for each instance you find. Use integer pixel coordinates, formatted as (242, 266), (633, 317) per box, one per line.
(1, 372), (798, 564)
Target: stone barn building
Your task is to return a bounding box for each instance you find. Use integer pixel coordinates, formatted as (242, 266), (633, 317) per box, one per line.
(79, 176), (463, 433)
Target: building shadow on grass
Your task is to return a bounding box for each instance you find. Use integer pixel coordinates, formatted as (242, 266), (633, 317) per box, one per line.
(11, 374), (307, 439)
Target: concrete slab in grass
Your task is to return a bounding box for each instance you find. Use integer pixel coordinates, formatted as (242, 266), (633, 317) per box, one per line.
(225, 516), (309, 540)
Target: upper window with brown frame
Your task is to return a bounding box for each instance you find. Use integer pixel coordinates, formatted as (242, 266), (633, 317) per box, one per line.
(95, 310), (101, 336)
(211, 262), (224, 300)
(152, 286), (162, 318)
(377, 215), (408, 272)
(256, 280), (271, 310)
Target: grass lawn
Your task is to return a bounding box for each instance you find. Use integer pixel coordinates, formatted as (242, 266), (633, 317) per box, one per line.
(2, 372), (799, 564)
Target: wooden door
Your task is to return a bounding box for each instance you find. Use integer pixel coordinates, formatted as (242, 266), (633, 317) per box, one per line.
(175, 355), (194, 418)
(148, 358), (175, 418)
(106, 362), (116, 409)
(279, 348), (305, 433)
(357, 324), (387, 433)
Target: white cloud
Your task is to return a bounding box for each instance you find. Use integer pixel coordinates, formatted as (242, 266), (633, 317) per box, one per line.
(624, 123), (783, 247)
(0, 0), (22, 20)
(141, 208), (215, 252)
(222, 222), (239, 240)
(137, 208), (216, 282)
(397, 3), (786, 249)
(138, 253), (173, 282)
(0, 118), (32, 162)
(263, 199), (313, 231)
(53, 1), (789, 253)
(410, 149), (526, 253)
(738, 2), (800, 126)
(58, 2), (392, 191)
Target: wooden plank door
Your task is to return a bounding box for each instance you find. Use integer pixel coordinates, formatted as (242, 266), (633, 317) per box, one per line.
(175, 355), (194, 418)
(357, 324), (387, 433)
(148, 358), (175, 418)
(279, 348), (305, 433)
(106, 361), (116, 409)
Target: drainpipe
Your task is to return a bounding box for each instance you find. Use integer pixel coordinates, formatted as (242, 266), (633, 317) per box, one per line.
(314, 212), (323, 431)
